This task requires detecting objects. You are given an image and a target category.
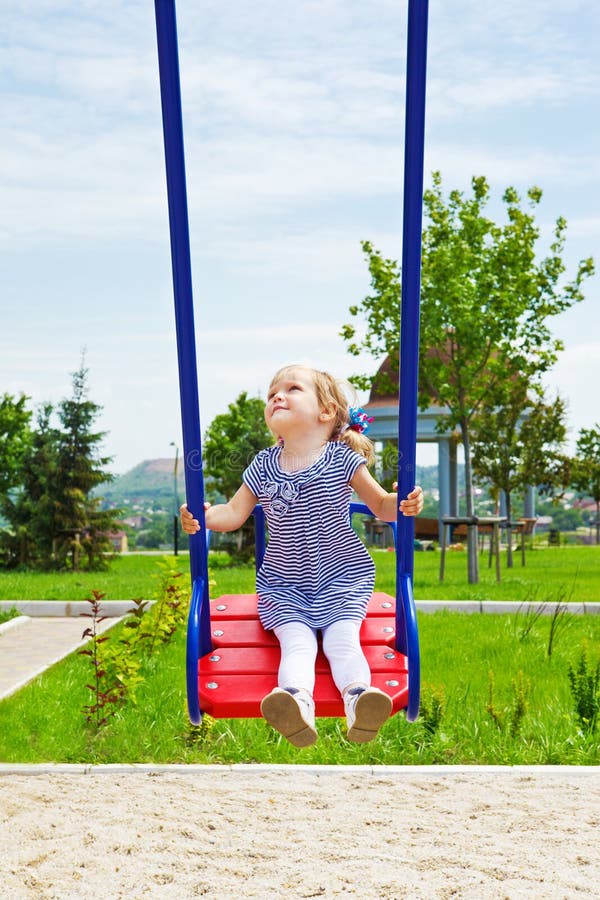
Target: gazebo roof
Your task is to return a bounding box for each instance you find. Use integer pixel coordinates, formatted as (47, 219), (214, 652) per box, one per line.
(362, 355), (455, 443)
(365, 356), (399, 409)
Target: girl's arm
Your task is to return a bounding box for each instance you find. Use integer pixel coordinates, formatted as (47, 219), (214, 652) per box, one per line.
(350, 465), (423, 523)
(180, 483), (258, 534)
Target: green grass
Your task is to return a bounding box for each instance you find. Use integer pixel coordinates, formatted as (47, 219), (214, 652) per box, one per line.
(0, 554), (190, 602)
(404, 544), (599, 603)
(1, 545), (598, 764)
(0, 545), (599, 603)
(0, 610), (598, 765)
(0, 607), (20, 625)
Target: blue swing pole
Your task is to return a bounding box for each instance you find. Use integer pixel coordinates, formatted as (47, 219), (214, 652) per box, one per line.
(395, 0), (429, 721)
(154, 0), (211, 723)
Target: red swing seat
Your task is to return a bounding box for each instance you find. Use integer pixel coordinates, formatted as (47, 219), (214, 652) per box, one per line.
(197, 591), (408, 719)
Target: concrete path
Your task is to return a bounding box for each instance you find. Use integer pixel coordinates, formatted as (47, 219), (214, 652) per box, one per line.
(0, 615), (120, 702)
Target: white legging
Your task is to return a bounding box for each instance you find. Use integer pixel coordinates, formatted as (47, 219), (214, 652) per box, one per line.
(273, 619), (371, 696)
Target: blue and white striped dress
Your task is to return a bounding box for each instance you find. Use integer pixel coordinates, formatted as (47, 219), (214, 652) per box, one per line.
(243, 441), (375, 630)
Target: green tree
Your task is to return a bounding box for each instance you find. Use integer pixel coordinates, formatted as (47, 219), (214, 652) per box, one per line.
(342, 172), (594, 582)
(0, 393), (31, 502)
(135, 515), (172, 550)
(570, 424), (600, 544)
(535, 499), (583, 533)
(471, 384), (569, 565)
(2, 362), (119, 570)
(204, 392), (273, 556)
(1, 403), (60, 567)
(53, 359), (119, 570)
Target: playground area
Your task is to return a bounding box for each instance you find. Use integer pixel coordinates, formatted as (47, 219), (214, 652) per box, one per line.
(2, 0), (599, 895)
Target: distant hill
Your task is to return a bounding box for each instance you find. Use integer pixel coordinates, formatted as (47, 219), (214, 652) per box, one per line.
(96, 458), (186, 514)
(96, 457), (441, 516)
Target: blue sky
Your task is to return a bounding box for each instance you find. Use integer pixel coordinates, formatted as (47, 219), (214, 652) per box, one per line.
(2, 1), (598, 474)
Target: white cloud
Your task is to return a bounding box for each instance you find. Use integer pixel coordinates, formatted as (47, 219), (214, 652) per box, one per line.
(199, 230), (372, 287)
(566, 216), (600, 240)
(425, 143), (600, 190)
(544, 341), (600, 449)
(428, 68), (598, 120)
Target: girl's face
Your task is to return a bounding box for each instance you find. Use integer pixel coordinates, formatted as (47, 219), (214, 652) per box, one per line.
(264, 367), (326, 436)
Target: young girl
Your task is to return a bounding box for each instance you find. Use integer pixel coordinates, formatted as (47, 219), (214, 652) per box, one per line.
(181, 364), (423, 747)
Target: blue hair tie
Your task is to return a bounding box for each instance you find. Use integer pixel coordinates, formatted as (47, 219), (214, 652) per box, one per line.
(348, 407), (374, 435)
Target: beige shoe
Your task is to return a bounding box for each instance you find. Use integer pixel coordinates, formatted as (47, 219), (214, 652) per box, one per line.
(345, 686), (392, 743)
(260, 687), (318, 747)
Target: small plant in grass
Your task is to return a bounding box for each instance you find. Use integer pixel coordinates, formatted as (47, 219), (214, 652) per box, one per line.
(486, 669), (530, 738)
(97, 636), (145, 705)
(80, 564), (191, 716)
(123, 596), (151, 633)
(152, 560), (190, 646)
(486, 670), (503, 730)
(567, 644), (600, 734)
(182, 712), (217, 747)
(418, 683), (445, 738)
(515, 588), (546, 642)
(516, 584), (575, 655)
(0, 606), (20, 625)
(79, 590), (125, 730)
(99, 597), (150, 701)
(509, 671), (529, 737)
(129, 561), (189, 655)
(547, 589), (574, 657)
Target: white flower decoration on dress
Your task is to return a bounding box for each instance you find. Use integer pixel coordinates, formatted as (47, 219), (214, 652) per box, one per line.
(270, 499), (289, 517)
(280, 482), (299, 502)
(263, 482), (278, 500)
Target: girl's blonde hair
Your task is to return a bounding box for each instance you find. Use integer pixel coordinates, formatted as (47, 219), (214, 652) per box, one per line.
(268, 365), (375, 466)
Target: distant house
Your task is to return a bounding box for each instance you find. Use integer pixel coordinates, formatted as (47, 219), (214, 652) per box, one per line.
(106, 531), (129, 553)
(121, 515), (150, 529)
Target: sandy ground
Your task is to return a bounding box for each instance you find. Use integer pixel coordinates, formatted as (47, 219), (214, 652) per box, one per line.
(0, 766), (598, 899)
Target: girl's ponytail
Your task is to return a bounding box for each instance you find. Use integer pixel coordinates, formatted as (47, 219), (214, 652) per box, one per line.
(338, 407), (375, 466)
